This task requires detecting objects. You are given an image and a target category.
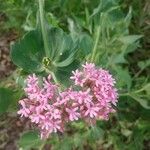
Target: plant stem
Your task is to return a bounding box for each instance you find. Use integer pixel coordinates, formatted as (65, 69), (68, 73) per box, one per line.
(91, 25), (101, 62)
(44, 67), (62, 92)
(39, 140), (47, 150)
(120, 83), (150, 96)
(45, 68), (58, 84)
(39, 0), (49, 56)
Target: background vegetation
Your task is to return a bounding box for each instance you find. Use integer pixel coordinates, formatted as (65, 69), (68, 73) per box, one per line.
(0, 0), (149, 150)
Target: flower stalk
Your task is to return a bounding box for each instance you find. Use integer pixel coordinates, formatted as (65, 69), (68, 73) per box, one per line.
(91, 25), (101, 62)
(38, 0), (49, 56)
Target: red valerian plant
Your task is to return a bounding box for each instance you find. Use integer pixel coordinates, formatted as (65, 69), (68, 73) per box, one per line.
(18, 62), (118, 139)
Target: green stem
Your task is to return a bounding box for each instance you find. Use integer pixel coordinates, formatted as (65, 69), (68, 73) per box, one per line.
(44, 67), (62, 92)
(91, 25), (101, 62)
(120, 84), (149, 96)
(119, 93), (130, 96)
(39, 0), (49, 56)
(45, 68), (59, 84)
(39, 140), (47, 150)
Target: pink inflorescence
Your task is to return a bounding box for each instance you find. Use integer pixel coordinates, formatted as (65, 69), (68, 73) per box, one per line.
(70, 62), (118, 120)
(18, 74), (63, 139)
(18, 62), (118, 139)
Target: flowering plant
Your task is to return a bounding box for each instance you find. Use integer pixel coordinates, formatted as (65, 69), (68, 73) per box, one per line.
(3, 0), (148, 149)
(18, 62), (118, 139)
(11, 1), (119, 139)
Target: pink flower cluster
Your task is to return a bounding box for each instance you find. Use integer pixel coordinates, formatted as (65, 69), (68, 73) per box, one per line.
(18, 63), (118, 139)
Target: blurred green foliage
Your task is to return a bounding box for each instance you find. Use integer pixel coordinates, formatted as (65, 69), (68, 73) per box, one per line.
(0, 0), (149, 150)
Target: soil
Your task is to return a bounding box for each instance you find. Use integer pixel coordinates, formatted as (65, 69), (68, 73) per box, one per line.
(0, 32), (17, 79)
(0, 114), (30, 150)
(0, 32), (26, 150)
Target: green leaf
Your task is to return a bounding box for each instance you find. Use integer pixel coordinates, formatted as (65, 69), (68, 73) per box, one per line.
(47, 27), (80, 66)
(90, 0), (121, 28)
(114, 66), (132, 90)
(137, 120), (150, 130)
(73, 133), (84, 149)
(0, 88), (13, 114)
(0, 87), (23, 114)
(11, 29), (44, 73)
(130, 94), (150, 109)
(54, 39), (79, 67)
(8, 89), (24, 112)
(55, 51), (76, 67)
(79, 33), (93, 56)
(46, 27), (65, 59)
(121, 128), (132, 137)
(144, 83), (150, 95)
(90, 0), (118, 18)
(119, 35), (142, 44)
(86, 126), (104, 142)
(19, 131), (42, 150)
(45, 27), (81, 80)
(11, 26), (81, 86)
(138, 59), (150, 70)
(53, 136), (73, 150)
(124, 7), (132, 27)
(112, 53), (127, 64)
(46, 12), (59, 27)
(55, 60), (80, 86)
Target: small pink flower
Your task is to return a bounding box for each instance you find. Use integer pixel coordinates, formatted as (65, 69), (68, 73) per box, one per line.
(77, 89), (92, 104)
(17, 108), (30, 117)
(66, 107), (80, 121)
(82, 62), (95, 70)
(85, 105), (100, 118)
(49, 120), (62, 132)
(30, 113), (45, 124)
(70, 70), (84, 86)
